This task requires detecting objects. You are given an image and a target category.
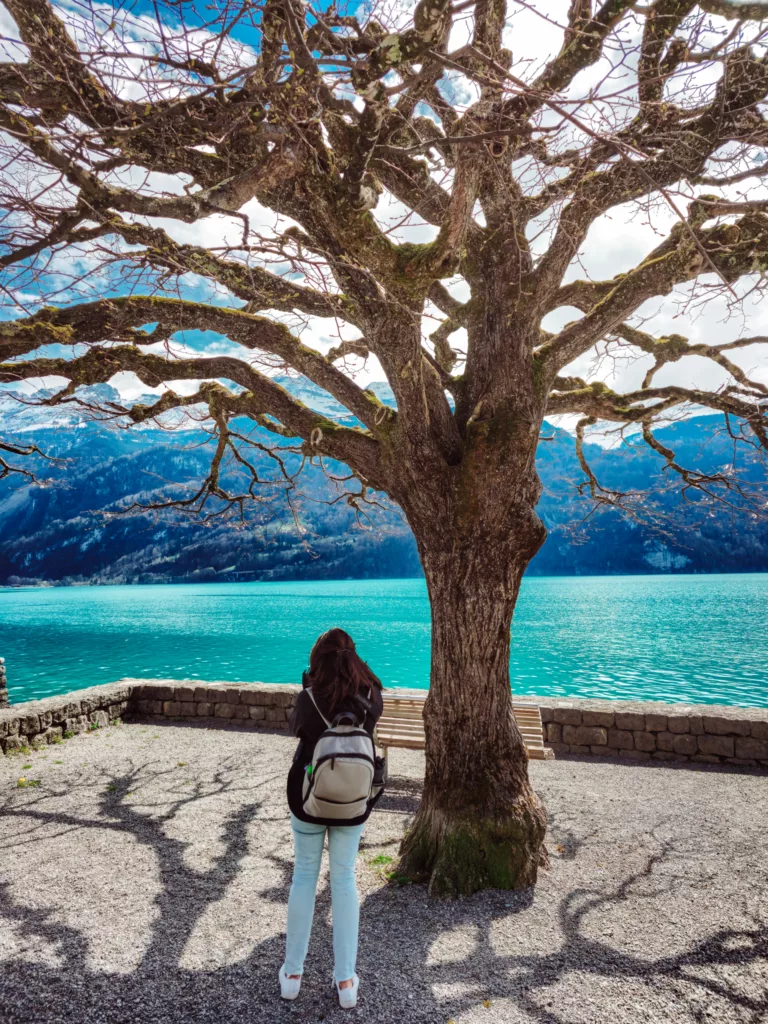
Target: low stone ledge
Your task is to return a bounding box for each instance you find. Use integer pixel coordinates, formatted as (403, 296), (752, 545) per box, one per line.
(2, 680), (766, 771)
(125, 679), (301, 729)
(0, 682), (132, 752)
(538, 696), (768, 769)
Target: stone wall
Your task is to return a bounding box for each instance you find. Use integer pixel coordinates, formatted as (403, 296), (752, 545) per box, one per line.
(539, 697), (768, 769)
(0, 658), (7, 707)
(0, 680), (299, 753)
(0, 682), (131, 752)
(1, 679), (767, 771)
(128, 679), (300, 727)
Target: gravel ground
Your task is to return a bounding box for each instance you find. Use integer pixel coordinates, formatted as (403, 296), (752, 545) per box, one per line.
(0, 720), (766, 1024)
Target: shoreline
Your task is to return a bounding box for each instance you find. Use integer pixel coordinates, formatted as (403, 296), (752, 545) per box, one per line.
(3, 567), (768, 591)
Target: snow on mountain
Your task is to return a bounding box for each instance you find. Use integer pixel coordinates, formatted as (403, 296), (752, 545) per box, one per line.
(0, 377), (396, 435)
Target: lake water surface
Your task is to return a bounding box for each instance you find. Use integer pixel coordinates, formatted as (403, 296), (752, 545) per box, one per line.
(0, 575), (766, 707)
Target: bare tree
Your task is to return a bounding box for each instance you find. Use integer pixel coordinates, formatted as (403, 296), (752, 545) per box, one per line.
(2, 0), (768, 893)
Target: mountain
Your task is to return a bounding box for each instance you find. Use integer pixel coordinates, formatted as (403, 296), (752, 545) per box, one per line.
(1, 379), (767, 585)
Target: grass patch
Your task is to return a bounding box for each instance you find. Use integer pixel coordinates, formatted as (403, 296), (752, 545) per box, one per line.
(385, 871), (413, 886)
(368, 854), (393, 866)
(16, 778), (41, 789)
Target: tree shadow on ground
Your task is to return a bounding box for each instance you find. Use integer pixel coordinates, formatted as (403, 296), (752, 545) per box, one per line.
(0, 764), (766, 1024)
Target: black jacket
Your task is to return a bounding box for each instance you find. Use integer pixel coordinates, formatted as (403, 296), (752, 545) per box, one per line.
(287, 674), (383, 826)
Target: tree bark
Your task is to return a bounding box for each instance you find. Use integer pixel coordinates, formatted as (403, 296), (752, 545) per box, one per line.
(398, 508), (549, 896)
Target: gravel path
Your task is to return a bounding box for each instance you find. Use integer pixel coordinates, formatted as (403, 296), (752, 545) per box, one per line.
(0, 720), (766, 1024)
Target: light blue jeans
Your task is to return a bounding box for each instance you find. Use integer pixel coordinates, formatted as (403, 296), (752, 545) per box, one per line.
(284, 812), (365, 983)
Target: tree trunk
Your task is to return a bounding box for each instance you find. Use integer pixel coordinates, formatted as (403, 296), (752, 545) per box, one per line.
(397, 513), (548, 896)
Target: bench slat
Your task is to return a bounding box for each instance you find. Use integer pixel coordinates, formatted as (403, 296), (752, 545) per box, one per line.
(376, 693), (554, 761)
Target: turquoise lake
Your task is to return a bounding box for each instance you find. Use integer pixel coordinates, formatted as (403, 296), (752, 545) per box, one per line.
(0, 574), (766, 707)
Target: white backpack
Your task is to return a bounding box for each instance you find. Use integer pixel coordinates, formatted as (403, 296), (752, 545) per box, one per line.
(301, 688), (377, 820)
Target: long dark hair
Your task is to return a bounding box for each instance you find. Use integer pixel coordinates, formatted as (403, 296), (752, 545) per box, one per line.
(306, 628), (382, 707)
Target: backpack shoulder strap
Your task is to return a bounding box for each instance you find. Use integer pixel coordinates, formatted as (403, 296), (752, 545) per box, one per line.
(306, 687), (332, 729)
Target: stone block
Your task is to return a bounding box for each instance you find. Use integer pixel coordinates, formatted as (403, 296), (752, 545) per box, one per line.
(633, 731), (656, 752)
(735, 736), (768, 760)
(215, 703), (238, 719)
(154, 686), (175, 701)
(666, 715), (690, 734)
(272, 691), (295, 708)
(3, 734), (23, 753)
(209, 688), (240, 705)
(553, 708), (582, 726)
(652, 751), (680, 762)
(235, 705), (250, 720)
(645, 714), (667, 732)
(266, 708), (286, 723)
(91, 710), (109, 728)
(546, 723), (562, 744)
(563, 725), (608, 747)
(197, 703), (213, 717)
(176, 687), (196, 703)
(540, 707), (555, 724)
(751, 721), (768, 741)
(43, 726), (63, 744)
(672, 734), (697, 756)
(702, 716), (750, 737)
(547, 742), (569, 757)
(180, 702), (197, 717)
(728, 758), (757, 767)
(689, 716), (704, 736)
(615, 712), (645, 731)
(582, 710), (614, 728)
(64, 700), (84, 718)
(0, 718), (19, 738)
(590, 745), (613, 757)
(240, 690), (262, 706)
(698, 735), (735, 758)
(607, 728), (634, 751)
(656, 732), (675, 752)
(618, 749), (651, 761)
(193, 687), (210, 701)
(163, 701), (182, 718)
(568, 744), (590, 754)
(692, 753), (721, 764)
(249, 706), (266, 721)
(248, 691), (273, 706)
(21, 714), (40, 736)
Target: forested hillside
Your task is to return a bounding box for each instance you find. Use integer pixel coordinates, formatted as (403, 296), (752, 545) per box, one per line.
(2, 382), (767, 585)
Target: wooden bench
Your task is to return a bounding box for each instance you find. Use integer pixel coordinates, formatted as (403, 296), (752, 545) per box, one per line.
(375, 693), (554, 771)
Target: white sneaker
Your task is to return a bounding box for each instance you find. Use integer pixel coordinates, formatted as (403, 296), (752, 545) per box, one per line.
(279, 965), (301, 1000)
(336, 973), (359, 1009)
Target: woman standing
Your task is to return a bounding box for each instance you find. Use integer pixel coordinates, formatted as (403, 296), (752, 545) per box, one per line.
(280, 628), (384, 1009)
